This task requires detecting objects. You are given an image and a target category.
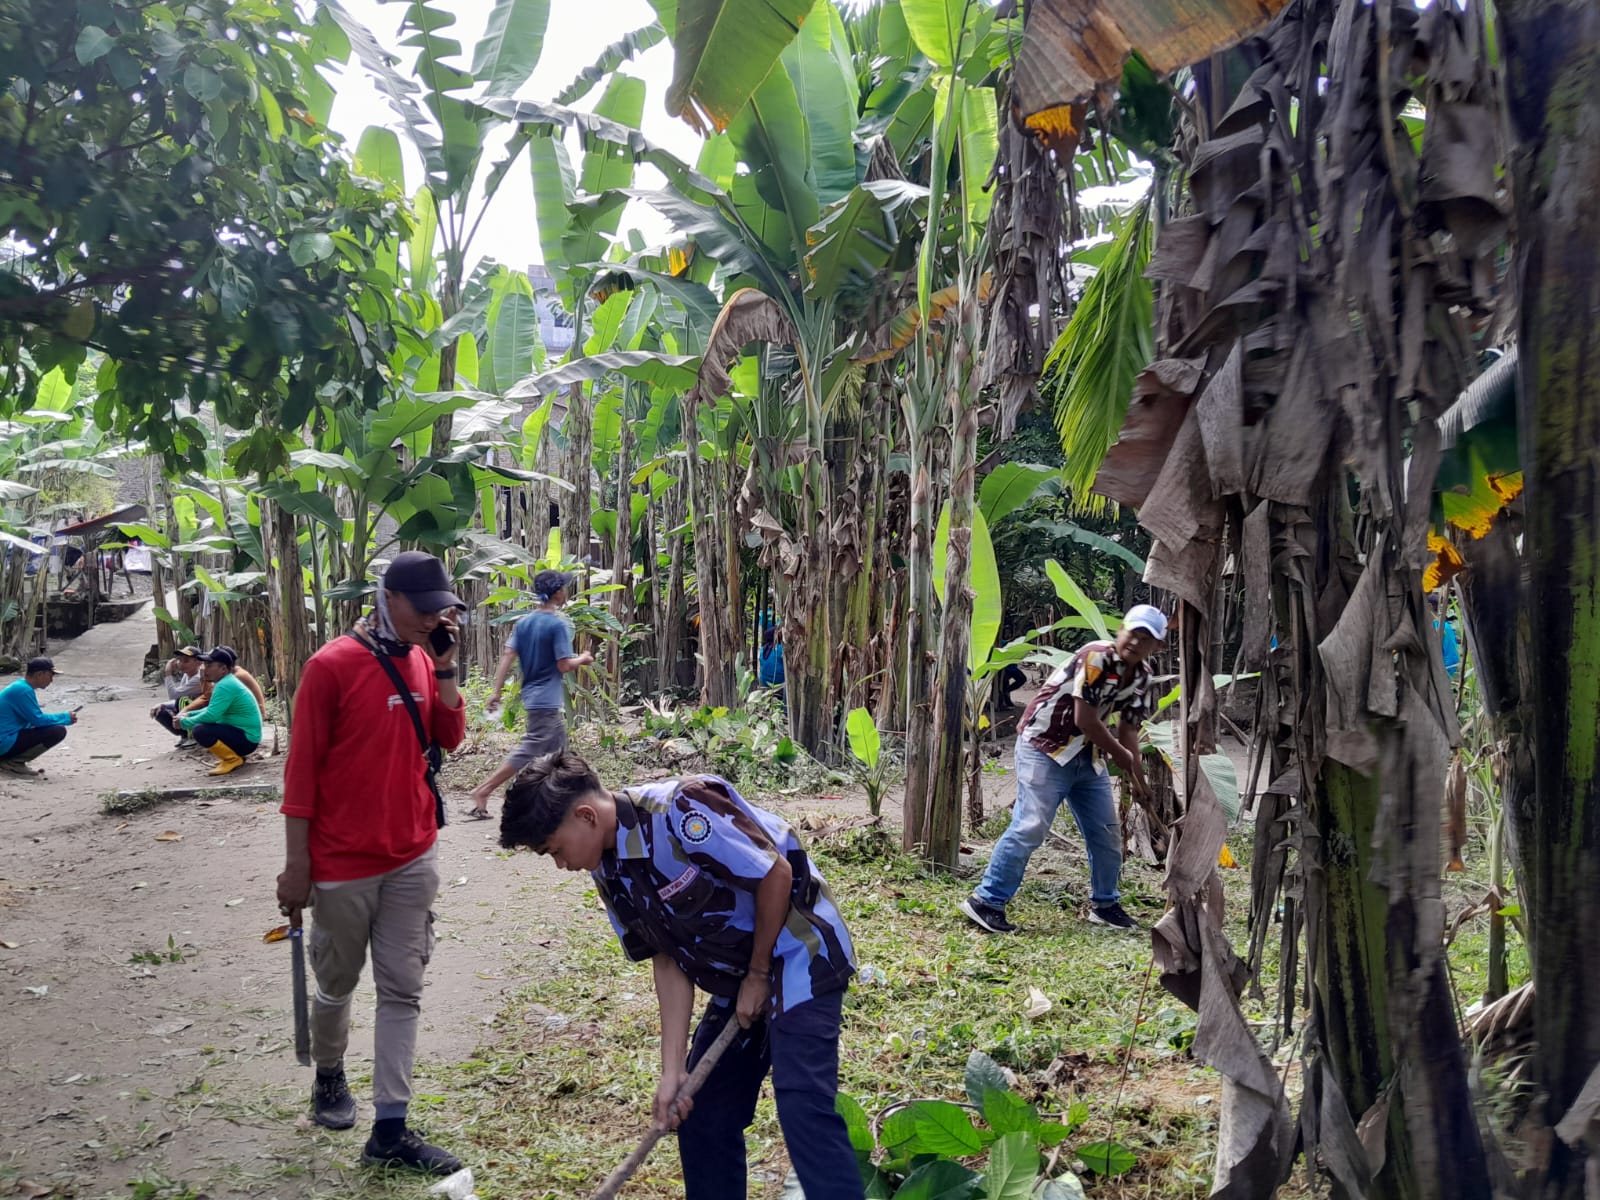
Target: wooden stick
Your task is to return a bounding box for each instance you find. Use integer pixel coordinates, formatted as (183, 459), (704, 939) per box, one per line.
(591, 1017), (744, 1200)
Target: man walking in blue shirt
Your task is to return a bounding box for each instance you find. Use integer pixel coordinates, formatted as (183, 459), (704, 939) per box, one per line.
(466, 570), (592, 818)
(499, 753), (863, 1200)
(0, 657), (77, 777)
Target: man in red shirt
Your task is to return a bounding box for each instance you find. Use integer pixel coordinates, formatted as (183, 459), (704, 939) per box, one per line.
(277, 552), (468, 1175)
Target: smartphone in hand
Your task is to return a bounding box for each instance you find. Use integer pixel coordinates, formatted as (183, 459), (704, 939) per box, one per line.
(428, 624), (456, 657)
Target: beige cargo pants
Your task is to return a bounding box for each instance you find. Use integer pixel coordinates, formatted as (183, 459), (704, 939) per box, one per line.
(308, 845), (438, 1114)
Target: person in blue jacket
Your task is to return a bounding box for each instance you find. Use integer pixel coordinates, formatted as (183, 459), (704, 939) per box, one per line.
(758, 626), (785, 696)
(0, 657), (77, 776)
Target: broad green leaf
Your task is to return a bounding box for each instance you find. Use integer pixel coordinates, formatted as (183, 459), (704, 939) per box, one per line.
(289, 231), (335, 266)
(114, 523), (170, 549)
(504, 351), (699, 399)
(982, 1088), (1039, 1136)
(835, 1093), (874, 1156)
(556, 23), (667, 106)
(486, 283), (543, 396)
(933, 504), (1003, 668)
(983, 1131), (1040, 1200)
(730, 51), (819, 267)
(918, 73), (961, 320)
(471, 0), (549, 99)
(354, 126), (405, 190)
(1044, 559), (1112, 641)
(845, 707), (881, 771)
(75, 25), (115, 64)
(781, 1), (858, 207)
(529, 136), (577, 276)
(520, 396), (557, 468)
(585, 290), (635, 356)
(909, 1100), (982, 1156)
(665, 0), (812, 133)
(894, 1160), (981, 1200)
(1076, 1141), (1137, 1177)
(805, 180), (927, 300)
(0, 481), (40, 501)
(963, 1050), (1009, 1108)
(409, 184), (440, 295)
(901, 0), (967, 67)
(1024, 519), (1146, 571)
(958, 85), (998, 240)
(33, 367), (74, 412)
(978, 462), (1057, 526)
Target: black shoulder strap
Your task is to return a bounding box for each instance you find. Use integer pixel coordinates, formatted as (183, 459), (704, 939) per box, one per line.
(349, 634), (447, 828)
(351, 634), (429, 753)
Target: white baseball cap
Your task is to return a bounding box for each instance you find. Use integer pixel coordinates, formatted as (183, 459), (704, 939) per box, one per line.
(1123, 604), (1169, 639)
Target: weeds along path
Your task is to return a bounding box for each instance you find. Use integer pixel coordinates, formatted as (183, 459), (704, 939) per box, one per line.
(0, 605), (574, 1199)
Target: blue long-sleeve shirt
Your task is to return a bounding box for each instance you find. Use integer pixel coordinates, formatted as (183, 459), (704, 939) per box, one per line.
(0, 678), (72, 757)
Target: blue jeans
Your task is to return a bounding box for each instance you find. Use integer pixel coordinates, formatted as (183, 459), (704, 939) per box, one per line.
(974, 742), (1122, 908)
(678, 988), (864, 1200)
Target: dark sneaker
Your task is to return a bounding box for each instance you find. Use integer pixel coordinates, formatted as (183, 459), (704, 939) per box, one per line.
(960, 896), (1017, 934)
(311, 1068), (356, 1130)
(1089, 902), (1140, 931)
(360, 1128), (463, 1176)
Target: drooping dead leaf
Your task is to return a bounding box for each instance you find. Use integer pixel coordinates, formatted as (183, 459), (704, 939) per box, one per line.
(1445, 755), (1468, 873)
(154, 831), (183, 843)
(1423, 530), (1465, 592)
(1014, 0), (1294, 124)
(690, 289), (797, 404)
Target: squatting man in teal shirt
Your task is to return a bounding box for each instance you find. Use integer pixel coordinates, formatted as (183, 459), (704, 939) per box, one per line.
(0, 657), (77, 777)
(499, 752), (866, 1199)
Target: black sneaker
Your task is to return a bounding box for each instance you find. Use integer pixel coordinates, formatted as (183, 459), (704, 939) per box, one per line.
(360, 1128), (463, 1176)
(1089, 902), (1140, 931)
(311, 1068), (356, 1130)
(960, 896), (1017, 934)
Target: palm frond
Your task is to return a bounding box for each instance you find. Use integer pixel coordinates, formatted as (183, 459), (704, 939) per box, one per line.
(1040, 195), (1154, 515)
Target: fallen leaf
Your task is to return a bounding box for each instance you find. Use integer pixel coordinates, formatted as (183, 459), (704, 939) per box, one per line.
(148, 1019), (193, 1038)
(13, 1179), (56, 1199)
(130, 882), (147, 890)
(25, 985), (48, 997)
(224, 897), (244, 907)
(0, 939), (19, 949)
(452, 876), (468, 887)
(155, 831), (183, 843)
(1026, 986), (1054, 1019)
(263, 925), (290, 943)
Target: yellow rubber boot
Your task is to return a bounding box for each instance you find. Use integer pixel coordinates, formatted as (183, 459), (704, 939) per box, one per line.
(207, 742), (245, 776)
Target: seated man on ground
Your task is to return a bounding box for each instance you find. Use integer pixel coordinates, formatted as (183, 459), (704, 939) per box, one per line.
(177, 647), (262, 775)
(0, 657), (77, 776)
(499, 753), (864, 1200)
(151, 645), (207, 746)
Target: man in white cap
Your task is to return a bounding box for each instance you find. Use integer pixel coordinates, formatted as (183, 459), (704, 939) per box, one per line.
(961, 604), (1167, 933)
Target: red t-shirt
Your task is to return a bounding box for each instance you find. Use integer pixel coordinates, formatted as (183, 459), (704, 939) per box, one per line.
(280, 635), (466, 882)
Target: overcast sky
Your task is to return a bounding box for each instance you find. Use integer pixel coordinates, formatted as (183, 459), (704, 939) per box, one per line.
(323, 0), (705, 271)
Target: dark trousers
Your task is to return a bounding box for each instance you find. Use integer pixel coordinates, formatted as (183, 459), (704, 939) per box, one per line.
(1, 725), (66, 762)
(154, 704), (184, 736)
(190, 723), (257, 756)
(678, 988), (863, 1200)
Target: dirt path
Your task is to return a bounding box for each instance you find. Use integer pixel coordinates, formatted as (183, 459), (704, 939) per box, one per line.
(0, 606), (571, 1199)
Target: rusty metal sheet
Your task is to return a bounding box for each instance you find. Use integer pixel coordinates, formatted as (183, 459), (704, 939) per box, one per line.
(1015, 0), (1293, 123)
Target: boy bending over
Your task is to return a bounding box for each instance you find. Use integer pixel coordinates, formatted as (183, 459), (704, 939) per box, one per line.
(499, 753), (864, 1200)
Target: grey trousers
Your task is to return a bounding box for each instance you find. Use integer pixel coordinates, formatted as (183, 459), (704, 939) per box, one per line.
(504, 706), (568, 771)
(309, 846), (438, 1111)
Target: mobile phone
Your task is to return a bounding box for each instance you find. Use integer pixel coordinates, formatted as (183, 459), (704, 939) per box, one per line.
(428, 624), (456, 657)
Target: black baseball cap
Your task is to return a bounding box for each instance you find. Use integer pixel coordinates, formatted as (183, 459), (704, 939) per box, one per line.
(204, 646), (237, 668)
(26, 656), (58, 675)
(383, 551), (468, 612)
